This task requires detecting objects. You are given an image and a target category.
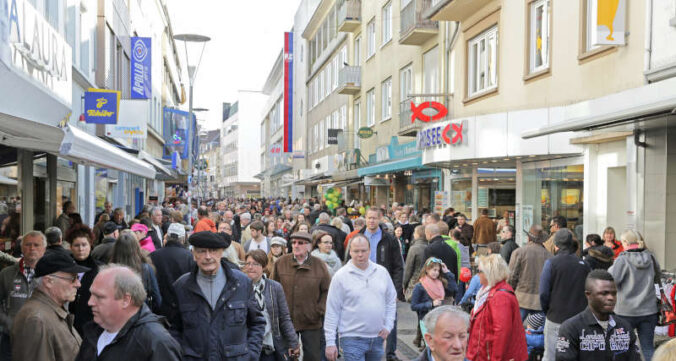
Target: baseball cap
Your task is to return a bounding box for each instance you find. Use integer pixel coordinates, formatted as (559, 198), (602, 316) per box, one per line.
(167, 223), (186, 238)
(35, 252), (90, 278)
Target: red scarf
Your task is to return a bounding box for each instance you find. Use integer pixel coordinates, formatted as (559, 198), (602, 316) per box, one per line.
(420, 275), (445, 301)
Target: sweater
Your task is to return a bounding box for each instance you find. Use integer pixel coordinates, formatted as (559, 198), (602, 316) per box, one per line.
(324, 261), (396, 346)
(608, 249), (660, 317)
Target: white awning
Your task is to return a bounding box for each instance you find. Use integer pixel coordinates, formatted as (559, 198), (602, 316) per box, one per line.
(138, 150), (172, 176)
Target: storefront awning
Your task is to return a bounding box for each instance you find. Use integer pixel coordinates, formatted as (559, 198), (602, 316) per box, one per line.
(138, 150), (172, 177)
(357, 156), (423, 177)
(269, 164), (293, 177)
(521, 76), (676, 139)
(0, 175), (17, 186)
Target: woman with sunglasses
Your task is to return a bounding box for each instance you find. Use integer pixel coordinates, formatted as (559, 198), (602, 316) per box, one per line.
(410, 257), (457, 351)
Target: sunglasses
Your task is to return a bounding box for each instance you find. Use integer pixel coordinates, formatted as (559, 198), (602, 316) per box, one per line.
(426, 257), (443, 266)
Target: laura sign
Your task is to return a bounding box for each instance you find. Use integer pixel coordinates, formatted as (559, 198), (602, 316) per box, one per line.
(417, 120), (467, 150)
(411, 101), (447, 123)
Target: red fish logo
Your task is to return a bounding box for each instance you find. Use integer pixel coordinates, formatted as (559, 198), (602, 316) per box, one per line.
(441, 121), (465, 145)
(410, 101), (448, 123)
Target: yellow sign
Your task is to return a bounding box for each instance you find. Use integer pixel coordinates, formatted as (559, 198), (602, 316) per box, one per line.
(591, 0), (625, 46)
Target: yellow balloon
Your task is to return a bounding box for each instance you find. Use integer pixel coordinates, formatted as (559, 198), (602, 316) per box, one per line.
(359, 206), (366, 215)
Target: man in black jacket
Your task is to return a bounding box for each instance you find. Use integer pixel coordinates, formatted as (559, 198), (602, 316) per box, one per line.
(91, 222), (118, 263)
(357, 208), (404, 361)
(556, 270), (640, 361)
(423, 223), (459, 282)
(311, 213), (346, 260)
(77, 265), (182, 361)
(149, 223), (194, 319)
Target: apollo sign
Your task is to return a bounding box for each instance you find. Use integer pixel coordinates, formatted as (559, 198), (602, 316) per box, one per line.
(417, 120), (468, 150)
(6, 0), (72, 103)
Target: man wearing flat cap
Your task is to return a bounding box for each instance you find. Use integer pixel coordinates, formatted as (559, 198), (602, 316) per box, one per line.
(170, 231), (265, 361)
(272, 231), (331, 361)
(11, 251), (90, 361)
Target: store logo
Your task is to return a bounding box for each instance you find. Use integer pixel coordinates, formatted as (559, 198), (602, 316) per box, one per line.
(172, 131), (183, 145)
(417, 120), (467, 150)
(410, 101), (448, 123)
(133, 38), (148, 62)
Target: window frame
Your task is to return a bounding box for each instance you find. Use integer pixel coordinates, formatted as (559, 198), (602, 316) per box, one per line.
(367, 19), (376, 59)
(366, 88), (375, 127)
(527, 0), (550, 75)
(578, 0), (616, 61)
(353, 99), (361, 149)
(382, 2), (392, 46)
(381, 77), (392, 122)
(400, 64), (413, 101)
(354, 35), (361, 66)
(467, 26), (498, 99)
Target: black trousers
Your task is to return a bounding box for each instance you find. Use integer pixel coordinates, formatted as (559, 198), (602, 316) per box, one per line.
(298, 328), (323, 361)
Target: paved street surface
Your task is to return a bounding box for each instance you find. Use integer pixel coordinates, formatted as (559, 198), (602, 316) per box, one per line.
(388, 301), (422, 361)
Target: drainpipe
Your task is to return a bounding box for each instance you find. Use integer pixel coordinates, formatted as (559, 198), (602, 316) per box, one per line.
(644, 0), (653, 83)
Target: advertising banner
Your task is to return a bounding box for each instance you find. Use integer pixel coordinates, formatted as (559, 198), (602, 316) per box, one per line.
(591, 0), (626, 46)
(105, 99), (147, 139)
(283, 32), (293, 152)
(131, 37), (151, 99)
(162, 107), (193, 160)
(84, 88), (121, 124)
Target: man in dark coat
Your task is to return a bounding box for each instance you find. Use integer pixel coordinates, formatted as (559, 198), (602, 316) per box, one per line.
(423, 223), (459, 282)
(498, 225), (519, 265)
(171, 231), (265, 361)
(76, 265), (182, 361)
(311, 212), (346, 259)
(91, 222), (118, 263)
(44, 227), (71, 257)
(149, 223), (195, 318)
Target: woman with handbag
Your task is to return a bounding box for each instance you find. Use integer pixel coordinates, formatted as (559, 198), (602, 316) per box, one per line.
(466, 254), (527, 361)
(609, 229), (661, 361)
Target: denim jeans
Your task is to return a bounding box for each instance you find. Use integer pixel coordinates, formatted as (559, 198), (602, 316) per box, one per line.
(386, 316), (397, 359)
(542, 318), (561, 361)
(616, 313), (658, 361)
(340, 336), (384, 361)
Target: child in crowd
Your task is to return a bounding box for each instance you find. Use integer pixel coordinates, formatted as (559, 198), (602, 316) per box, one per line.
(525, 312), (545, 361)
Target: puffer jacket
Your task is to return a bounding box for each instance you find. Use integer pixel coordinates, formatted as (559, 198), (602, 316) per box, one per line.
(170, 260), (266, 361)
(76, 304), (182, 361)
(608, 248), (660, 317)
(467, 281), (528, 361)
(0, 259), (38, 334)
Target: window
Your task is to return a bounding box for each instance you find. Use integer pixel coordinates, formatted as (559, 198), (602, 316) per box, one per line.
(332, 111), (339, 129)
(366, 89), (375, 126)
(467, 27), (498, 97)
(447, 49), (455, 94)
(340, 46), (347, 68)
(319, 120), (324, 150)
(333, 57), (339, 90)
(529, 0), (550, 73)
(325, 69), (331, 97)
(423, 46), (440, 99)
(400, 65), (413, 101)
(381, 77), (392, 121)
(354, 36), (361, 66)
(584, 0), (600, 52)
(382, 2), (392, 45)
(325, 116), (331, 147)
(354, 100), (361, 149)
(340, 105), (347, 130)
(367, 20), (376, 58)
(313, 124), (319, 152)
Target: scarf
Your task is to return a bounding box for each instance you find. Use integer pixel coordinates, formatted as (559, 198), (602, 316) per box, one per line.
(420, 275), (445, 301)
(472, 285), (492, 314)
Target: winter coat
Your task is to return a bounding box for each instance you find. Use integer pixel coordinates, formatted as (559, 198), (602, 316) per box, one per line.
(147, 227), (163, 250)
(311, 249), (342, 276)
(409, 272), (457, 319)
(467, 281), (528, 361)
(525, 326), (544, 354)
(194, 218), (216, 233)
(508, 242), (552, 311)
(69, 256), (102, 335)
(608, 248), (660, 317)
(403, 238), (428, 291)
(499, 238), (519, 265)
(271, 254), (331, 331)
(455, 223), (474, 244)
(539, 249), (590, 323)
(261, 278), (299, 357)
(471, 216), (496, 245)
(582, 245), (614, 270)
(91, 237), (116, 263)
(141, 263), (162, 313)
(55, 212), (71, 235)
(0, 259), (38, 335)
(149, 241), (196, 318)
(356, 226), (405, 300)
(11, 289), (81, 361)
(423, 236), (459, 283)
(311, 223), (347, 260)
(76, 304), (182, 361)
(171, 260), (266, 361)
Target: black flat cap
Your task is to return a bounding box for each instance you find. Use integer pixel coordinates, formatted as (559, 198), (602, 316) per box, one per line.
(103, 221), (118, 235)
(35, 252), (90, 277)
(189, 231), (227, 249)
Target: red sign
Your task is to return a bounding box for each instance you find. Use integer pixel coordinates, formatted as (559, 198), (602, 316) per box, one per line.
(410, 101), (447, 123)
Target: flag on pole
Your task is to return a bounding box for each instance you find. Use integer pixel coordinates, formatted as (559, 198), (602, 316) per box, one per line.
(283, 32), (294, 153)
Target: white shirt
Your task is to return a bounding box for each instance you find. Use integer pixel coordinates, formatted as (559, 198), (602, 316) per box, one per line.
(97, 330), (119, 355)
(153, 224), (163, 240)
(248, 237), (269, 253)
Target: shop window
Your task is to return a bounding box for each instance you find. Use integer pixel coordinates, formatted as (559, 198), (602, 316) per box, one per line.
(451, 179), (472, 215)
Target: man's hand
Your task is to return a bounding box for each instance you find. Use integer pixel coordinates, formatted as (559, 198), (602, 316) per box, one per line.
(433, 299), (442, 307)
(289, 346), (300, 359)
(378, 328), (390, 340)
(325, 345), (338, 361)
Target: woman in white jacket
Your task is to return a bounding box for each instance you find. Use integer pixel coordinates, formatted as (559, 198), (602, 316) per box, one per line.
(311, 230), (342, 276)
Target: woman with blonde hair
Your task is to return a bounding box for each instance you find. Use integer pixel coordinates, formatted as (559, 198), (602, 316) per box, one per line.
(603, 226), (624, 259)
(653, 338), (676, 361)
(609, 229), (660, 361)
(467, 254), (527, 361)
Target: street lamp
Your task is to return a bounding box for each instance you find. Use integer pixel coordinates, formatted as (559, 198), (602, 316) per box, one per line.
(174, 33), (210, 214)
(193, 108), (210, 200)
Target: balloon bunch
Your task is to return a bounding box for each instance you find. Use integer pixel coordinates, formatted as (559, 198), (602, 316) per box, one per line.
(323, 187), (343, 213)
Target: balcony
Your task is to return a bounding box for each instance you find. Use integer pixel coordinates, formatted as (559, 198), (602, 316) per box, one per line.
(337, 66), (361, 95)
(337, 0), (361, 33)
(424, 0), (495, 21)
(400, 0), (439, 45)
(398, 95), (449, 136)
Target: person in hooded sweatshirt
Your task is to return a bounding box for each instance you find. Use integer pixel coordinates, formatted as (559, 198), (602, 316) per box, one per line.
(608, 229), (660, 361)
(582, 234), (614, 270)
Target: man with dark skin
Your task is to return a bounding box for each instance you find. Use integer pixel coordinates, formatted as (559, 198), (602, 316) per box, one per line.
(555, 270), (640, 361)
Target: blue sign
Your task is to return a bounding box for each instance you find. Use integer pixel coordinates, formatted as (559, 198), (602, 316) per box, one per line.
(84, 89), (120, 124)
(131, 37), (151, 99)
(163, 107), (194, 160)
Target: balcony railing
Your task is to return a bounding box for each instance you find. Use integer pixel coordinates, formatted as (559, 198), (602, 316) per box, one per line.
(338, 66), (361, 95)
(337, 0), (361, 32)
(398, 95), (449, 136)
(400, 0), (439, 45)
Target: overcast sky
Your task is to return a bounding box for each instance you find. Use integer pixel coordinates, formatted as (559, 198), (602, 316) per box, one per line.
(167, 0), (301, 130)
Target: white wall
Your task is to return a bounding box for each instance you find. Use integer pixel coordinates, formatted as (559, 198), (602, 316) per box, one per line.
(237, 90), (266, 182)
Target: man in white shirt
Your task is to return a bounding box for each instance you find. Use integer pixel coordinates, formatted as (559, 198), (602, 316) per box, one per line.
(243, 221), (270, 253)
(324, 234), (396, 361)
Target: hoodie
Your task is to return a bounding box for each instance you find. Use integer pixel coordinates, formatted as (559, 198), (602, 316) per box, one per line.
(608, 248), (659, 317)
(193, 218), (216, 233)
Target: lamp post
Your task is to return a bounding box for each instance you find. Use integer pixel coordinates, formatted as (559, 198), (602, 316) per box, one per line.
(174, 33), (210, 216)
(193, 108), (210, 201)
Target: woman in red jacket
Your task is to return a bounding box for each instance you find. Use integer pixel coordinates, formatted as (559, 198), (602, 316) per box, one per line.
(467, 254), (528, 361)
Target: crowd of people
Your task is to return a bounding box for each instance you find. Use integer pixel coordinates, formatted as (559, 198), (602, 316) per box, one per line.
(0, 195), (674, 361)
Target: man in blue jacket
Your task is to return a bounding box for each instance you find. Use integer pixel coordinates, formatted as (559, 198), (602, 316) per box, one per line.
(170, 231), (265, 361)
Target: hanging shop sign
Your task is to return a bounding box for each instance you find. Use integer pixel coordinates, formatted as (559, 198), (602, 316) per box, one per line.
(591, 0), (626, 46)
(130, 37), (151, 99)
(417, 119), (467, 150)
(328, 129), (340, 145)
(162, 107), (194, 160)
(410, 101), (448, 123)
(270, 144), (282, 156)
(357, 127), (374, 139)
(105, 99), (147, 138)
(84, 88), (121, 124)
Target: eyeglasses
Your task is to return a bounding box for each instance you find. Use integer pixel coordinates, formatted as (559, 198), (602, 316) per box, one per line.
(243, 262), (261, 268)
(291, 240), (308, 245)
(49, 274), (79, 283)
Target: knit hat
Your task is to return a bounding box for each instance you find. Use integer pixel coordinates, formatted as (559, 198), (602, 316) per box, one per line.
(526, 312), (545, 330)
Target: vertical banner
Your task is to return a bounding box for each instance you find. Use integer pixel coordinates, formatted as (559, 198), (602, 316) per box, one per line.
(131, 37), (152, 99)
(162, 107), (192, 160)
(590, 0), (626, 46)
(283, 32), (294, 153)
